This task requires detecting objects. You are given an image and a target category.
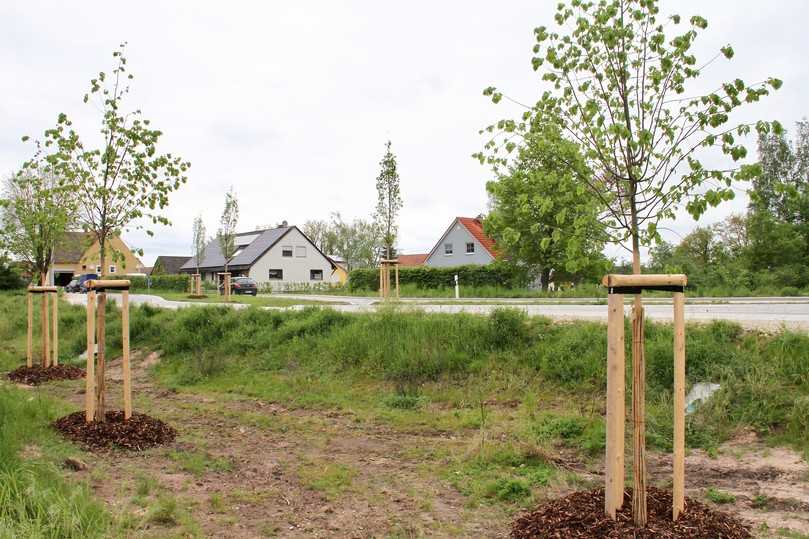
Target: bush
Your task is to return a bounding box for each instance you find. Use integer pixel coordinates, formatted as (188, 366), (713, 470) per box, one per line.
(348, 261), (530, 291)
(488, 309), (529, 348)
(108, 274), (191, 292)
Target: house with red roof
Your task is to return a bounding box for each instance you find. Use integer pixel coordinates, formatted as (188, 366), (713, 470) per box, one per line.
(418, 216), (497, 268)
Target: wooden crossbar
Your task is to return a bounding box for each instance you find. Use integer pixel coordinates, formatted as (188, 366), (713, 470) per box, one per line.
(28, 286), (59, 293)
(601, 274), (687, 288)
(86, 279), (131, 290)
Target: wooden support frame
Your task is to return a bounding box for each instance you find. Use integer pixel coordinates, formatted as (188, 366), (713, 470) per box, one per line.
(85, 280), (132, 422)
(379, 259), (400, 300)
(603, 274), (687, 522)
(26, 286), (59, 369)
(217, 272), (231, 302)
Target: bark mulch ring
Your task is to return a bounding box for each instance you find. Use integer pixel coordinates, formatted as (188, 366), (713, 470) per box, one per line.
(53, 411), (177, 451)
(7, 364), (85, 385)
(511, 487), (752, 539)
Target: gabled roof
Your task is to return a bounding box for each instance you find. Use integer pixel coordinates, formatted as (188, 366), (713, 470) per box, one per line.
(398, 253), (428, 267)
(425, 217), (497, 261)
(180, 226), (335, 272)
(53, 232), (94, 264)
(151, 256), (191, 275)
(457, 217), (497, 257)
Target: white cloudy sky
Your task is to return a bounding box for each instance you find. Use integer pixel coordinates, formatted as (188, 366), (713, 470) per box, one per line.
(2, 1), (807, 265)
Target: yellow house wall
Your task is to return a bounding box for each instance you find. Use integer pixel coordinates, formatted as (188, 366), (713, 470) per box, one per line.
(331, 265), (348, 284)
(74, 238), (143, 275)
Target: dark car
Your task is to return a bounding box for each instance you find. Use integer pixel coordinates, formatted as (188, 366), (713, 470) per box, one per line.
(220, 276), (258, 296)
(65, 273), (99, 293)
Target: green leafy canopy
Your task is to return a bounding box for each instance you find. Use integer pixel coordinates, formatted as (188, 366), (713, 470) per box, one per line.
(475, 0), (782, 256)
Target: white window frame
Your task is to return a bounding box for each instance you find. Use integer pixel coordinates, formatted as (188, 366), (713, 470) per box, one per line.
(444, 243), (453, 255)
(282, 246), (293, 257)
(109, 265), (117, 274)
(466, 242), (475, 254)
(95, 265), (102, 273)
(310, 269), (323, 281)
(268, 269), (283, 280)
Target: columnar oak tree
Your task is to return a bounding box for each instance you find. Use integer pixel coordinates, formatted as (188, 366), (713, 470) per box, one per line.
(191, 214), (207, 294)
(374, 141), (402, 260)
(477, 0), (780, 524)
(38, 43), (190, 421)
(217, 188), (239, 277)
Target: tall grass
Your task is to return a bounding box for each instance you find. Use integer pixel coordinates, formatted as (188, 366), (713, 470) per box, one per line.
(0, 387), (109, 537)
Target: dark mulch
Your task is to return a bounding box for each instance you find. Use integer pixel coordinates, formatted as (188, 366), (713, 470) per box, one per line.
(7, 364), (85, 385)
(511, 487), (752, 539)
(53, 411), (177, 451)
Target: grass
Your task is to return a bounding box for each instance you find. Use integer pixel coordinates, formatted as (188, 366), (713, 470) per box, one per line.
(0, 384), (110, 538)
(126, 290), (347, 307)
(705, 487), (737, 504)
(1, 288), (809, 535)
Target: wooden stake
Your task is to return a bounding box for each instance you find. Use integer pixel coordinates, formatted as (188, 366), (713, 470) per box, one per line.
(395, 263), (400, 299)
(52, 292), (59, 366)
(605, 293), (626, 518)
(86, 290), (96, 422)
(41, 292), (49, 368)
(673, 292), (686, 520)
(94, 293), (106, 422)
(631, 304), (647, 527)
(122, 289), (132, 420)
(27, 291), (33, 368)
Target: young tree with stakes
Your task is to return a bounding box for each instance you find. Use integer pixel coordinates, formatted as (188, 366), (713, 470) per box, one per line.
(374, 141), (403, 261)
(217, 188), (239, 298)
(476, 0), (781, 525)
(36, 43), (190, 422)
(191, 214), (207, 295)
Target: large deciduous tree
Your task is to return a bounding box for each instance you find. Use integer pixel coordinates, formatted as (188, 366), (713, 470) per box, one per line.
(39, 43), (189, 278)
(374, 141), (402, 260)
(485, 125), (606, 289)
(477, 0), (780, 524)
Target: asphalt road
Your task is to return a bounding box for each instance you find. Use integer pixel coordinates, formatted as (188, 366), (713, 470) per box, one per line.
(64, 293), (809, 331)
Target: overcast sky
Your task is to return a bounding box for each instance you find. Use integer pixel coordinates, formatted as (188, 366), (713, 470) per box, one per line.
(2, 1), (807, 265)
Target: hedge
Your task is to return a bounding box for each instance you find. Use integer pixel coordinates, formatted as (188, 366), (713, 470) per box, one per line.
(107, 274), (192, 292)
(348, 263), (530, 291)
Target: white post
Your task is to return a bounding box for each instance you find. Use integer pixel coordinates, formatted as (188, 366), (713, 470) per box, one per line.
(454, 274), (459, 299)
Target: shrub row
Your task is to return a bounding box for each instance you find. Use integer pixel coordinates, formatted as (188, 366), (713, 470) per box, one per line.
(348, 262), (530, 291)
(107, 274), (191, 293)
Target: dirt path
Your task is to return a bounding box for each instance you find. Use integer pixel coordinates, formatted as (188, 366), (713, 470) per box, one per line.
(48, 352), (509, 538)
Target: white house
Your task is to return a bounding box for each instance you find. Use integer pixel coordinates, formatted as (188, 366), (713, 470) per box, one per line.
(422, 217), (497, 267)
(180, 225), (341, 289)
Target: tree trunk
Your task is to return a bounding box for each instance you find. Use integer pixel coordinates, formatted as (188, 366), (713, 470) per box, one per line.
(94, 292), (107, 422)
(540, 268), (551, 291)
(630, 230), (647, 527)
(95, 237), (107, 422)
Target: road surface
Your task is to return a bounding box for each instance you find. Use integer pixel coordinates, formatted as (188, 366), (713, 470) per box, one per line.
(63, 293), (809, 331)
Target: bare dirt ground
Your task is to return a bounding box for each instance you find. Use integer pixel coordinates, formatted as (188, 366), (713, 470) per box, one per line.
(48, 352), (508, 538)
(37, 352), (809, 538)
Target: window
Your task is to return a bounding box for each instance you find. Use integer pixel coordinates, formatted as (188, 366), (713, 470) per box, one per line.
(95, 265), (102, 273)
(310, 269), (323, 281)
(282, 246), (293, 257)
(109, 265), (117, 274)
(296, 246), (307, 258)
(268, 269), (283, 280)
(444, 243), (453, 255)
(466, 242), (475, 254)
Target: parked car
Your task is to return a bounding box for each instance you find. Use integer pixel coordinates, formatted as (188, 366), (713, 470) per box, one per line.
(219, 276), (258, 296)
(64, 273), (99, 293)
